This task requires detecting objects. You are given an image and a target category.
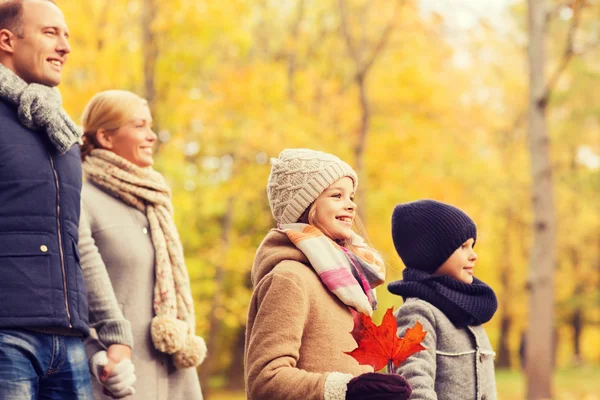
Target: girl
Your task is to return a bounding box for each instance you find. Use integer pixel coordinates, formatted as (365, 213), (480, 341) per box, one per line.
(245, 148), (411, 400)
(388, 199), (498, 400)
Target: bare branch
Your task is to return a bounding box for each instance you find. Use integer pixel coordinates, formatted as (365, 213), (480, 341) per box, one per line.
(361, 0), (404, 75)
(338, 0), (361, 66)
(545, 1), (573, 25)
(287, 0), (306, 100)
(543, 0), (584, 102)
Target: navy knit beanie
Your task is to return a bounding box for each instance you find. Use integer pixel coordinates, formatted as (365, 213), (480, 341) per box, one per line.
(391, 200), (477, 274)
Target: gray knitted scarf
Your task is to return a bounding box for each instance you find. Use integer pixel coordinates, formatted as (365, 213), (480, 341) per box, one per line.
(0, 64), (81, 154)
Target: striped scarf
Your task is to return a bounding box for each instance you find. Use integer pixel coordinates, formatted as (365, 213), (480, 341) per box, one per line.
(83, 149), (206, 368)
(277, 223), (386, 316)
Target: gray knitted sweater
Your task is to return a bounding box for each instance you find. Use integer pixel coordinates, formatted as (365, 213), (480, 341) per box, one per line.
(395, 298), (497, 400)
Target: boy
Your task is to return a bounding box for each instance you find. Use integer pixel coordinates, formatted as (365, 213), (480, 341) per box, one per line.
(388, 199), (498, 400)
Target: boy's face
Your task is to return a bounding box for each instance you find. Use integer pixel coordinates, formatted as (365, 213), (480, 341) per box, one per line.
(434, 238), (477, 284)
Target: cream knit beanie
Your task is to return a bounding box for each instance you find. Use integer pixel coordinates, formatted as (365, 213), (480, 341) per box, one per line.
(267, 148), (358, 224)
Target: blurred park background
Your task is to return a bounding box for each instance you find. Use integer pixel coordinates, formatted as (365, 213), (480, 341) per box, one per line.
(59, 0), (598, 398)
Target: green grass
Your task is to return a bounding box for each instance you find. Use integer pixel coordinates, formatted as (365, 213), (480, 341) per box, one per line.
(208, 366), (600, 400)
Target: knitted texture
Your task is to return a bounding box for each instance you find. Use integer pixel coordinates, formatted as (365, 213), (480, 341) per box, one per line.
(346, 372), (412, 400)
(267, 148), (358, 224)
(277, 223), (385, 316)
(83, 149), (206, 368)
(391, 199), (477, 274)
(0, 64), (81, 154)
(324, 372), (353, 400)
(388, 268), (498, 327)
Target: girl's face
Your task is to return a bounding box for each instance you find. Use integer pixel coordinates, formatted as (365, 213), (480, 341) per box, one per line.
(310, 177), (356, 242)
(107, 105), (157, 168)
(434, 238), (477, 284)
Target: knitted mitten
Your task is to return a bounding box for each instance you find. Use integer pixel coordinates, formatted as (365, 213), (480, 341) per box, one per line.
(345, 373), (411, 400)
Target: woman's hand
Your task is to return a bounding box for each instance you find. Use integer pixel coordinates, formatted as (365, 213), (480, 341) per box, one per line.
(90, 345), (136, 398)
(101, 344), (132, 381)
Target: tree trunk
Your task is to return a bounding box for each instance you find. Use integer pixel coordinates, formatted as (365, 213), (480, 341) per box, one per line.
(570, 248), (583, 365)
(198, 197), (234, 395)
(571, 308), (583, 365)
(226, 269), (252, 390)
(496, 209), (513, 368)
(141, 0), (159, 130)
(338, 0), (401, 227)
(225, 327), (246, 391)
(525, 1), (556, 399)
(354, 72), (369, 225)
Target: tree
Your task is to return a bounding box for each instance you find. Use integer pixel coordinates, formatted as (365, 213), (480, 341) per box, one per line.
(337, 0), (403, 224)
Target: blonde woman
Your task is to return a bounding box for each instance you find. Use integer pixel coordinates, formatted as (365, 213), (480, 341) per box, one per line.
(79, 90), (206, 399)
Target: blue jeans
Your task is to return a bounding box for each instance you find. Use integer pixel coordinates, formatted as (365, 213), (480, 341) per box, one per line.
(0, 329), (94, 400)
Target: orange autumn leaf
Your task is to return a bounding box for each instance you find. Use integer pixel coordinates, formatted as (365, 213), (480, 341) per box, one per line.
(345, 307), (427, 371)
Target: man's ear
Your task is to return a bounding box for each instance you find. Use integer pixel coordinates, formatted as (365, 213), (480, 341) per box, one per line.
(0, 29), (16, 54)
(95, 129), (113, 149)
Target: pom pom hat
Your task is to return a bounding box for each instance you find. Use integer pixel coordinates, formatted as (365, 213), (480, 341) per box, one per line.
(267, 148), (358, 224)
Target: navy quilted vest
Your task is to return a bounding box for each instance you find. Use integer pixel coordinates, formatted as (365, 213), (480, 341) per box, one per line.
(0, 99), (89, 335)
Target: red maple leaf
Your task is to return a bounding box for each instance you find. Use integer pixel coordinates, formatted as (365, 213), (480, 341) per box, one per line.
(345, 307), (427, 372)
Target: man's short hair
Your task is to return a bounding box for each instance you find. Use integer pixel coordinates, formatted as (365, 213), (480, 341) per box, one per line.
(0, 0), (57, 37)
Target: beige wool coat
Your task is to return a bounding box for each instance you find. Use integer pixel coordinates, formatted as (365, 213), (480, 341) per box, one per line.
(244, 230), (373, 400)
(79, 181), (202, 400)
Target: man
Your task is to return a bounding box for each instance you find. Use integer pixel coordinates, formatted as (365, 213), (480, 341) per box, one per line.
(0, 1), (134, 398)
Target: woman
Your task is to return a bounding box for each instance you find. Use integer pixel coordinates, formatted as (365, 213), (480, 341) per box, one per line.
(244, 148), (412, 400)
(79, 90), (206, 399)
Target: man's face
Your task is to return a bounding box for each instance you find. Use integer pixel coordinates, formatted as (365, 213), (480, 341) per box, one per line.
(11, 1), (71, 87)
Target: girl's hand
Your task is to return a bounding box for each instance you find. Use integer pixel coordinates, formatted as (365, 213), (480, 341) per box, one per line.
(346, 372), (411, 400)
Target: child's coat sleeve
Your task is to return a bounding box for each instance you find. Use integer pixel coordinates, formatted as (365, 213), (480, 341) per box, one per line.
(394, 299), (438, 400)
(245, 271), (331, 400)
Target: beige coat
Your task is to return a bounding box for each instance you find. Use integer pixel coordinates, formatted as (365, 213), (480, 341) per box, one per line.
(244, 230), (373, 400)
(80, 181), (202, 400)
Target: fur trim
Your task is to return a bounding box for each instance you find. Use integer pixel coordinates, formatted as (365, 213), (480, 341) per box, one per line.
(173, 335), (208, 369)
(150, 315), (188, 354)
(324, 372), (353, 400)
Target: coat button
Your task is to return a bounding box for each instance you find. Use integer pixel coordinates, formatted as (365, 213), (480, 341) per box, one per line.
(482, 395), (486, 400)
(40, 245), (48, 253)
(143, 227), (148, 234)
(479, 354), (484, 363)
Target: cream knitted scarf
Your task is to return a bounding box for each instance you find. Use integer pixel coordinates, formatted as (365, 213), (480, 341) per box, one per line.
(83, 149), (206, 369)
(0, 64), (81, 154)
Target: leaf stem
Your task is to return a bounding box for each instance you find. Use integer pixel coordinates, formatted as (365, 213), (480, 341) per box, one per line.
(387, 359), (394, 374)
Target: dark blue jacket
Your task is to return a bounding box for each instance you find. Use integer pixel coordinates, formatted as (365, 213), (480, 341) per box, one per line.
(0, 99), (89, 335)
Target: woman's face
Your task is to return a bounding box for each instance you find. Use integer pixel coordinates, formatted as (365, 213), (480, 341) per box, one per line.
(310, 176), (356, 242)
(108, 104), (157, 168)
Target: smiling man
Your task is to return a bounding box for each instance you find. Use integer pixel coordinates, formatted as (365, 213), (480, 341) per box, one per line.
(0, 1), (115, 399)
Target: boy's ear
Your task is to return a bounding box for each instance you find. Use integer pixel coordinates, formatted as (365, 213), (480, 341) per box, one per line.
(0, 29), (16, 54)
(95, 129), (113, 149)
